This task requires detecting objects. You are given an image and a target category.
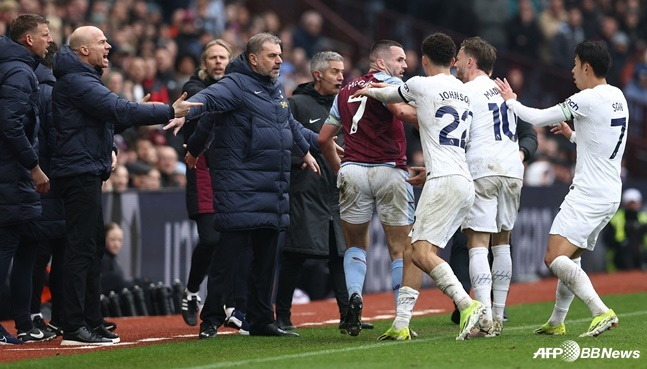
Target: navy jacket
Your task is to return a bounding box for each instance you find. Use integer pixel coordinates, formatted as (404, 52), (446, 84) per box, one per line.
(32, 64), (65, 239)
(186, 53), (318, 231)
(51, 45), (174, 180)
(0, 36), (41, 226)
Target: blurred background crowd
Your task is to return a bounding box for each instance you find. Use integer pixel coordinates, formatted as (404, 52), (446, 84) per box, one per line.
(1, 0), (645, 188)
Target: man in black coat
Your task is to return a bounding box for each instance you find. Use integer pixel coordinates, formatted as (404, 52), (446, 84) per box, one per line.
(28, 41), (68, 336)
(51, 25), (200, 346)
(0, 13), (55, 344)
(179, 39), (251, 333)
(169, 33), (320, 339)
(274, 51), (373, 333)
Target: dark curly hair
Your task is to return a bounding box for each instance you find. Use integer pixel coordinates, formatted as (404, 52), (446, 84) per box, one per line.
(421, 33), (455, 67)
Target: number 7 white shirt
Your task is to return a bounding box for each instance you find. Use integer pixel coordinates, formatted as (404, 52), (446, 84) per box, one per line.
(505, 84), (629, 203)
(397, 74), (473, 180)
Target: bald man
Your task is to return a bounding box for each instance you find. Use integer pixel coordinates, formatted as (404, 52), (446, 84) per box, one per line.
(50, 26), (200, 346)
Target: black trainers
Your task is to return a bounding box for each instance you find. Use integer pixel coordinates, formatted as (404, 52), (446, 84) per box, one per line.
(0, 324), (23, 345)
(47, 321), (64, 336)
(250, 323), (299, 337)
(182, 291), (201, 326)
(276, 315), (296, 331)
(93, 325), (120, 343)
(32, 316), (48, 331)
(343, 293), (363, 336)
(103, 319), (117, 332)
(17, 327), (56, 343)
(199, 322), (217, 339)
(61, 326), (113, 346)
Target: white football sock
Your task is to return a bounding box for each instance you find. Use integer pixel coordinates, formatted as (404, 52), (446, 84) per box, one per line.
(548, 257), (579, 326)
(430, 262), (472, 311)
(469, 247), (492, 321)
(392, 286), (420, 331)
(491, 244), (512, 320)
(549, 255), (609, 317)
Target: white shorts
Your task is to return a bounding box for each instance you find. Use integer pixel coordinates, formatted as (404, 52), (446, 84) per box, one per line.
(411, 175), (474, 248)
(550, 197), (619, 251)
(462, 176), (522, 233)
(337, 164), (414, 226)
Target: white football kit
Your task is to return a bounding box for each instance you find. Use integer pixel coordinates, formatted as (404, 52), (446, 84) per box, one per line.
(390, 74), (474, 247)
(506, 84), (629, 249)
(462, 75), (524, 233)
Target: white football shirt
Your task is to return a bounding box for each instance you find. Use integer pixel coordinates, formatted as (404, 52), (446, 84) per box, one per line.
(398, 74), (472, 180)
(506, 84), (629, 203)
(464, 75), (524, 180)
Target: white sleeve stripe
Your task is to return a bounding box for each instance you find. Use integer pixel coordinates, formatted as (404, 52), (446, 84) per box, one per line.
(325, 115), (342, 127)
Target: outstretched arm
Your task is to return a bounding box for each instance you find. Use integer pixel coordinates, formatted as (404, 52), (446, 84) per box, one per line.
(495, 78), (569, 127)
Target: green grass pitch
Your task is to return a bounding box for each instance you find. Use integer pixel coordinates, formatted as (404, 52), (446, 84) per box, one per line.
(6, 292), (646, 369)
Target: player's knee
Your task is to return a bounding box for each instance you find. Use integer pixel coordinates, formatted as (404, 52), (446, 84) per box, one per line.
(544, 254), (556, 268)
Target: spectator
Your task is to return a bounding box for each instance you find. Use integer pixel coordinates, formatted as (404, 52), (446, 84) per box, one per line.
(537, 0), (567, 64)
(604, 188), (647, 271)
(110, 165), (130, 192)
(0, 13), (54, 345)
(101, 223), (129, 295)
(292, 10), (323, 58)
(156, 146), (184, 188)
(50, 25), (199, 346)
(551, 7), (585, 70)
(506, 0), (541, 59)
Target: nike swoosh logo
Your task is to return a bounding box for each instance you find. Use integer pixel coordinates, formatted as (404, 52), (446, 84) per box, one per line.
(309, 118), (321, 124)
(254, 91), (262, 94)
(32, 330), (44, 339)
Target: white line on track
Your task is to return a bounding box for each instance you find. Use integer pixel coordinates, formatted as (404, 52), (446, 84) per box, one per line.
(5, 310), (645, 355)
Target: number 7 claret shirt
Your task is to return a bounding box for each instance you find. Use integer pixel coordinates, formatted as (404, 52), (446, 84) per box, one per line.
(326, 71), (407, 170)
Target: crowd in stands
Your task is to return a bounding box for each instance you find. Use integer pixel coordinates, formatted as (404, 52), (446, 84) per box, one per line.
(0, 0), (645, 190)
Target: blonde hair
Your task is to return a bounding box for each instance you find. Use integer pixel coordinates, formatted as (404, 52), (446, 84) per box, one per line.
(198, 39), (232, 81)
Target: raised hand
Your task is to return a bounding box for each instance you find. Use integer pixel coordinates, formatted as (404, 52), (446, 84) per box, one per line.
(163, 117), (186, 136)
(494, 78), (517, 101)
(172, 92), (203, 118)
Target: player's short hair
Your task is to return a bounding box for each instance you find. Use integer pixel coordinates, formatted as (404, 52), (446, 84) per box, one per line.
(369, 40), (403, 63)
(201, 39), (232, 65)
(574, 40), (611, 78)
(421, 33), (455, 67)
(246, 32), (282, 59)
(310, 51), (343, 76)
(460, 36), (496, 74)
(9, 13), (48, 42)
(41, 42), (58, 68)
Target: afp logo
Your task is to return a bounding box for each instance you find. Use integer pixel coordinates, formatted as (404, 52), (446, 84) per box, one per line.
(533, 341), (641, 361)
(533, 340), (580, 362)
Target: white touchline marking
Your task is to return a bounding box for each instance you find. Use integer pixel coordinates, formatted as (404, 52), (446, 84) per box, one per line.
(5, 310), (645, 355)
(177, 310), (647, 369)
